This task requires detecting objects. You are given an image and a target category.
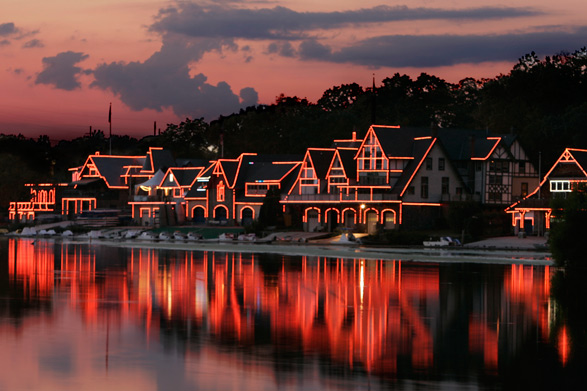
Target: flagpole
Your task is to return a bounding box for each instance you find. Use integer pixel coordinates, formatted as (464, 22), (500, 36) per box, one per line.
(108, 103), (112, 155)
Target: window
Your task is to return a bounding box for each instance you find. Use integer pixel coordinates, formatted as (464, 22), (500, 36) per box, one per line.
(441, 177), (449, 194)
(488, 176), (502, 185)
(438, 158), (445, 171)
(550, 180), (571, 192)
(489, 160), (508, 173)
(488, 192), (502, 202)
(521, 182), (528, 197)
(425, 158), (433, 171)
(421, 177), (429, 199)
(217, 181), (225, 202)
(518, 161), (526, 174)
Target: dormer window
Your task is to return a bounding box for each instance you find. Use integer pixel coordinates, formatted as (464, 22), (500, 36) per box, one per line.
(550, 180), (571, 192)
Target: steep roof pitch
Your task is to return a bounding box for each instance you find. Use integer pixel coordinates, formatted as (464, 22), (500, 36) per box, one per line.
(88, 155), (144, 188)
(307, 149), (336, 180)
(141, 147), (176, 173)
(370, 125), (417, 158)
(160, 167), (204, 188)
(234, 154), (302, 188)
(505, 148), (587, 212)
(333, 148), (358, 180)
(391, 137), (437, 195)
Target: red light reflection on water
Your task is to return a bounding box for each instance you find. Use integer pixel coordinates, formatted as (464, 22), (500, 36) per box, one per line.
(2, 238), (557, 388)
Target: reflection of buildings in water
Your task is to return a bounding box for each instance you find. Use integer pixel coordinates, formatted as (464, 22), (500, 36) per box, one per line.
(6, 238), (556, 375)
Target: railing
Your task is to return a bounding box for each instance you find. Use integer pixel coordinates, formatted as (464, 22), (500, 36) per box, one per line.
(132, 195), (163, 202)
(283, 192), (399, 202)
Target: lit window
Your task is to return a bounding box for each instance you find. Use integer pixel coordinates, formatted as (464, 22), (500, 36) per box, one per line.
(217, 181), (225, 202)
(550, 180), (571, 192)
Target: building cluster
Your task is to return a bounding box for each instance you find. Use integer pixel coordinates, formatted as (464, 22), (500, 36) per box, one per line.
(10, 125), (551, 234)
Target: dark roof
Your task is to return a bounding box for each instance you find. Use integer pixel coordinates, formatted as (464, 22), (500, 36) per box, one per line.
(219, 160), (240, 187)
(390, 138), (435, 195)
(335, 148), (357, 179)
(372, 126), (419, 157)
(570, 150), (587, 174)
(176, 158), (207, 168)
(160, 167), (204, 188)
(142, 148), (176, 173)
(92, 156), (143, 187)
(234, 154), (302, 188)
(308, 149), (336, 180)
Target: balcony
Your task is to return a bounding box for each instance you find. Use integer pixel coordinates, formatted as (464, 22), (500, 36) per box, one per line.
(283, 192), (399, 202)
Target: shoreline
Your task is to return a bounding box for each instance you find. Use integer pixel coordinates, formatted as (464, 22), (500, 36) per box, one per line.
(91, 238), (554, 265)
(4, 234), (553, 266)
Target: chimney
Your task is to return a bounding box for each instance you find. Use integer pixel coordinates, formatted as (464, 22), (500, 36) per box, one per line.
(352, 131), (357, 141)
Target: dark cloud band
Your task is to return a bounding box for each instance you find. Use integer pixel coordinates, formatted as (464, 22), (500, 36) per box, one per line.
(150, 4), (541, 40)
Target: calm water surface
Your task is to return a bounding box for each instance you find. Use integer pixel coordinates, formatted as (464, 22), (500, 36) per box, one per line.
(0, 238), (578, 390)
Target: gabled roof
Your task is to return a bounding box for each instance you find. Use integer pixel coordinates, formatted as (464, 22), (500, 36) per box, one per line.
(86, 155), (144, 188)
(234, 154), (302, 188)
(141, 147), (176, 173)
(136, 169), (165, 189)
(337, 148), (358, 179)
(568, 149), (587, 175)
(160, 166), (204, 188)
(307, 149), (336, 180)
(370, 125), (417, 158)
(506, 148), (587, 212)
(391, 137), (437, 195)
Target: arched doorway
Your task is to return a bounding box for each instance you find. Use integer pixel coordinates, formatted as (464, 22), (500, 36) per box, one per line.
(382, 210), (396, 229)
(192, 206), (206, 224)
(365, 210), (379, 235)
(214, 205), (228, 222)
(241, 207), (254, 226)
(325, 208), (340, 232)
(343, 208), (357, 228)
(306, 208), (320, 232)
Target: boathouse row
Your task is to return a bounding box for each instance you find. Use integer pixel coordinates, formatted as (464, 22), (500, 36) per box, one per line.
(505, 148), (587, 236)
(8, 125), (539, 233)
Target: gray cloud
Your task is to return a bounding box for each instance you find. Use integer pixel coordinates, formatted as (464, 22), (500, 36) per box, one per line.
(150, 4), (540, 41)
(22, 39), (44, 49)
(0, 22), (18, 36)
(239, 87), (258, 107)
(299, 27), (587, 67)
(267, 41), (296, 57)
(0, 39), (9, 47)
(90, 37), (259, 119)
(35, 51), (89, 90)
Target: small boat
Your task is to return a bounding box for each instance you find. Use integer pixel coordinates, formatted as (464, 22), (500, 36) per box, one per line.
(186, 232), (203, 241)
(173, 231), (187, 241)
(124, 229), (143, 239)
(218, 233), (235, 242)
(238, 233), (256, 242)
(21, 227), (37, 236)
(158, 232), (172, 241)
(137, 231), (157, 240)
(423, 236), (461, 247)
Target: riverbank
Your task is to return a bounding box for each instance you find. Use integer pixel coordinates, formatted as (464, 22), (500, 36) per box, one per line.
(89, 235), (552, 265)
(4, 229), (552, 265)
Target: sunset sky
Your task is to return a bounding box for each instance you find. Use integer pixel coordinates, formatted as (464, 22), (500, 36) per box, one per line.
(1, 0), (585, 140)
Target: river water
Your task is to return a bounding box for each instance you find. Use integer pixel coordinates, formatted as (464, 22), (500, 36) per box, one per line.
(0, 238), (580, 390)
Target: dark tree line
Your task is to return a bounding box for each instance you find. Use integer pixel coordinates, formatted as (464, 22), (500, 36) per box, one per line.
(1, 47), (587, 214)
